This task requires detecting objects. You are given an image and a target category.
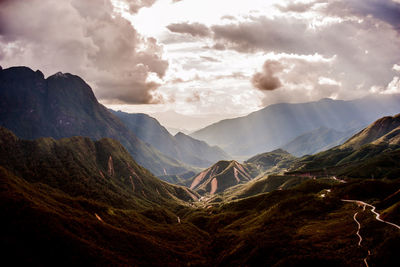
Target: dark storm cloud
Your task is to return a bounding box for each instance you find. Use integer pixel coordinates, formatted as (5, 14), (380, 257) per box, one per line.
(167, 22), (211, 37)
(251, 60), (282, 91)
(0, 0), (167, 104)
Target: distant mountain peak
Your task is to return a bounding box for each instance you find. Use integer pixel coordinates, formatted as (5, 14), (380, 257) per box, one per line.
(319, 97), (334, 101)
(174, 131), (185, 137)
(51, 71), (70, 78)
(191, 95), (400, 157)
(270, 148), (291, 154)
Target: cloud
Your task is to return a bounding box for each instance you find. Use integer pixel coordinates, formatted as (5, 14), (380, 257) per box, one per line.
(221, 15), (236, 20)
(321, 0), (400, 29)
(128, 0), (157, 13)
(276, 0), (400, 29)
(251, 60), (282, 91)
(200, 56), (220, 62)
(215, 72), (248, 80)
(208, 13), (400, 96)
(211, 43), (226, 50)
(384, 76), (400, 94)
(371, 76), (400, 94)
(185, 91), (201, 102)
(166, 22), (211, 37)
(211, 17), (311, 54)
(275, 1), (318, 13)
(0, 0), (167, 104)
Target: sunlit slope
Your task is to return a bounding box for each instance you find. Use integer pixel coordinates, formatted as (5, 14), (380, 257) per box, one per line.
(289, 114), (400, 179)
(189, 160), (255, 195)
(245, 149), (296, 174)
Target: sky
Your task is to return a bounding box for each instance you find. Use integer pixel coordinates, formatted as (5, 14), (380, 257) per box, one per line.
(1, 0), (400, 131)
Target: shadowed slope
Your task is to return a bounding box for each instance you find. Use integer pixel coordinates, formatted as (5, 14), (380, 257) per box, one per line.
(0, 127), (198, 207)
(111, 110), (230, 168)
(281, 127), (359, 156)
(0, 66), (189, 176)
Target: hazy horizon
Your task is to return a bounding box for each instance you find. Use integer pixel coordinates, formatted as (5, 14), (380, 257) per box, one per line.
(1, 0), (400, 129)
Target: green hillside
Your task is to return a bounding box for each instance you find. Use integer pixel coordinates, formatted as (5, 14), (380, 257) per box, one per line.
(0, 66), (190, 176)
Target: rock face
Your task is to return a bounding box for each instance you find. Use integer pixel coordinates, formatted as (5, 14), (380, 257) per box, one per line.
(189, 160), (253, 195)
(0, 66), (189, 175)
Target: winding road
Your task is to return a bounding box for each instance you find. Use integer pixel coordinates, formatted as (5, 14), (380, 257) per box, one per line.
(342, 200), (400, 230)
(342, 199), (400, 267)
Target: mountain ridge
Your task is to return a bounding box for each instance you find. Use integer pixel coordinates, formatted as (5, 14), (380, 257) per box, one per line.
(0, 126), (198, 207)
(0, 66), (190, 176)
(281, 126), (360, 156)
(341, 114), (400, 149)
(111, 110), (230, 168)
(191, 95), (400, 157)
(289, 114), (400, 179)
(189, 160), (254, 195)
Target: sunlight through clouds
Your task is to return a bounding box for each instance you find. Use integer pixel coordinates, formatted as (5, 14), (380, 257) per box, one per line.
(1, 0), (400, 128)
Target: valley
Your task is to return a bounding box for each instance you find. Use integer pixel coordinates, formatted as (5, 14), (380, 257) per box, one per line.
(0, 66), (399, 266)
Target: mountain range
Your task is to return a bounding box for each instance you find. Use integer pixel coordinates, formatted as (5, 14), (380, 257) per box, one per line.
(191, 96), (400, 157)
(281, 126), (360, 157)
(0, 66), (198, 176)
(188, 149), (296, 195)
(289, 114), (400, 179)
(1, 65), (400, 266)
(111, 110), (230, 168)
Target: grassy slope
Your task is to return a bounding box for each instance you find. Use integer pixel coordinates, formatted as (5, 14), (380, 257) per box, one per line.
(185, 178), (400, 266)
(0, 167), (208, 266)
(289, 114), (400, 179)
(1, 117), (400, 266)
(2, 158), (399, 266)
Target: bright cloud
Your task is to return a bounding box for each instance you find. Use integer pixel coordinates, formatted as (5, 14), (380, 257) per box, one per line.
(1, 0), (400, 129)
